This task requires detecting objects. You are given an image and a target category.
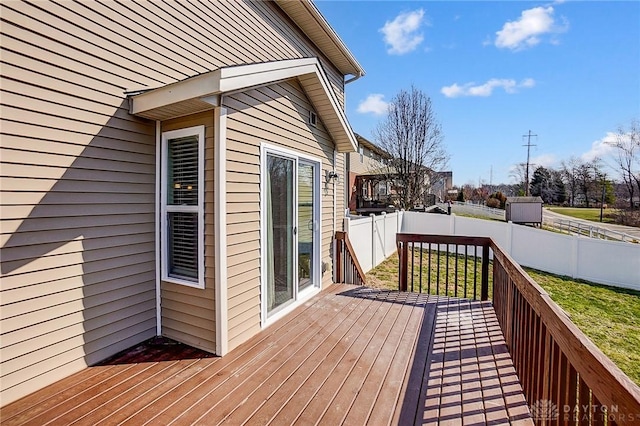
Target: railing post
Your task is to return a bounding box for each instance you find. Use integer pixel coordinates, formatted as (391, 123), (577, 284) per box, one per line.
(481, 243), (489, 301)
(398, 238), (408, 292)
(336, 233), (343, 284)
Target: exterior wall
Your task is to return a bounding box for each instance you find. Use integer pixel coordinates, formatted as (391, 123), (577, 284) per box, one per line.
(223, 80), (337, 351)
(346, 148), (389, 211)
(505, 202), (543, 223)
(0, 0), (347, 405)
(160, 113), (216, 353)
(347, 147), (386, 175)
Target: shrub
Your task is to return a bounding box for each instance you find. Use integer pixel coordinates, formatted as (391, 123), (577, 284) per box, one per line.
(486, 198), (500, 208)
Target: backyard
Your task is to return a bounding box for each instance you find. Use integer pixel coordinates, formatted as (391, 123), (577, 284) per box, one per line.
(366, 252), (640, 386)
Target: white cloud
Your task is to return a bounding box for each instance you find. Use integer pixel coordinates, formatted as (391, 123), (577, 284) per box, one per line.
(495, 6), (567, 50)
(530, 154), (557, 168)
(440, 78), (535, 98)
(357, 94), (389, 115)
(380, 9), (426, 55)
(581, 133), (616, 162)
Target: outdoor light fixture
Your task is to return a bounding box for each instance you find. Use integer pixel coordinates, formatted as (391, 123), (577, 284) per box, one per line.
(326, 170), (340, 183)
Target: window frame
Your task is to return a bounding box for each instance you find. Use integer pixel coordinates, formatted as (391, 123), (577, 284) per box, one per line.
(160, 126), (205, 289)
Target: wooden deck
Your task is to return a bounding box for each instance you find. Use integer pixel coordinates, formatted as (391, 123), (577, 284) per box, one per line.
(1, 285), (532, 425)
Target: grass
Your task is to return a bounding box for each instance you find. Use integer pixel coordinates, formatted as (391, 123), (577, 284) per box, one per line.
(524, 268), (640, 387)
(366, 247), (492, 300)
(547, 206), (618, 223)
(366, 252), (640, 386)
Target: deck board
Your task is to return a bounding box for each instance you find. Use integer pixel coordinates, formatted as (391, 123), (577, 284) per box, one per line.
(0, 285), (532, 425)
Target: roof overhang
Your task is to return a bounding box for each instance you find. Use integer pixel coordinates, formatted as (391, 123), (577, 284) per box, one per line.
(274, 0), (364, 79)
(355, 133), (391, 158)
(129, 58), (357, 152)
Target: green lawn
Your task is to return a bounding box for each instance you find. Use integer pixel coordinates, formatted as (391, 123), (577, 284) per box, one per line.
(547, 207), (618, 223)
(524, 268), (640, 387)
(366, 254), (640, 386)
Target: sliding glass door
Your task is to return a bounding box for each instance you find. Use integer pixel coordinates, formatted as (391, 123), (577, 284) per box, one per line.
(297, 161), (315, 292)
(264, 149), (319, 319)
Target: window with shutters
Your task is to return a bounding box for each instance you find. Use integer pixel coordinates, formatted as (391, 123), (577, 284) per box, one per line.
(161, 126), (205, 288)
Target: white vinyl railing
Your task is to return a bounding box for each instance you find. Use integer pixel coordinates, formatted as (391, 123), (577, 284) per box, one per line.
(543, 218), (637, 243)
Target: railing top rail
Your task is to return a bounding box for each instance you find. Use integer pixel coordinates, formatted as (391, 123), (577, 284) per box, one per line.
(336, 231), (367, 284)
(397, 233), (492, 247)
(490, 240), (640, 418)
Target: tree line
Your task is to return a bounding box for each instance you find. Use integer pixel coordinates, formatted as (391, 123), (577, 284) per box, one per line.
(455, 118), (640, 212)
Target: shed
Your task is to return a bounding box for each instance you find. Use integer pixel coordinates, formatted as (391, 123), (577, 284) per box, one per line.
(505, 196), (543, 225)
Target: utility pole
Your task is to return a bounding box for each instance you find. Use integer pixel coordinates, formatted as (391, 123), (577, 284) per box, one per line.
(489, 165), (493, 194)
(522, 130), (537, 196)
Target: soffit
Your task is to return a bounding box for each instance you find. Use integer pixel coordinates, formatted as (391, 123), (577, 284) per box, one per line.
(274, 0), (364, 78)
(129, 58), (357, 152)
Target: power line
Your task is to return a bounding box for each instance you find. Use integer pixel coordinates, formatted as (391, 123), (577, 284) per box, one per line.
(522, 130), (537, 196)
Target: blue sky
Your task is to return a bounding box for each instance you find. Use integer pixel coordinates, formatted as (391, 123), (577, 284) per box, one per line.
(315, 1), (640, 186)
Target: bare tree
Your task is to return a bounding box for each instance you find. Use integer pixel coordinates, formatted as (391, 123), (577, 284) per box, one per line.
(561, 157), (602, 207)
(560, 157), (580, 206)
(608, 118), (640, 208)
(373, 86), (449, 209)
(509, 163), (528, 195)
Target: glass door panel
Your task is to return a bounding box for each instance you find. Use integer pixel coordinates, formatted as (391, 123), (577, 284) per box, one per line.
(297, 161), (315, 292)
(266, 154), (294, 315)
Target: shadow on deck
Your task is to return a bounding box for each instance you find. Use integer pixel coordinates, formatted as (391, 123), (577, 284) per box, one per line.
(1, 285), (532, 425)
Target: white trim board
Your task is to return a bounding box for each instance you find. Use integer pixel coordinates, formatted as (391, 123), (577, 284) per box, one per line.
(214, 107), (229, 356)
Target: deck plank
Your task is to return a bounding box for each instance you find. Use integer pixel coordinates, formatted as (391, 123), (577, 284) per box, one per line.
(319, 294), (416, 425)
(193, 290), (377, 424)
(226, 291), (382, 424)
(253, 289), (396, 425)
(0, 285), (532, 426)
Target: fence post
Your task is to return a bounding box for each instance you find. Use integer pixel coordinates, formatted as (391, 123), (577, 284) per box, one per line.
(450, 213), (456, 235)
(481, 243), (490, 300)
(381, 212), (387, 261)
(571, 234), (579, 279)
(370, 214), (376, 268)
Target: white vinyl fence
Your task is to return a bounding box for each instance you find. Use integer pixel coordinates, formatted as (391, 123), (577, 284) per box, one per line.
(341, 210), (639, 291)
(343, 211), (403, 273)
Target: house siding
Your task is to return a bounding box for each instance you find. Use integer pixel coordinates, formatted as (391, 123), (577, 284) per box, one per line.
(224, 80), (338, 351)
(0, 0), (347, 405)
(160, 112), (216, 353)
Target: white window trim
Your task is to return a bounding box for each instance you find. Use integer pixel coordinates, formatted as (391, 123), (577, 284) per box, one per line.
(260, 143), (322, 327)
(160, 125), (205, 289)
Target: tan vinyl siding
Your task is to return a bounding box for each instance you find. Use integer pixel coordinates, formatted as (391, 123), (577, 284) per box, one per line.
(0, 101), (156, 407)
(347, 149), (387, 175)
(160, 113), (216, 353)
(0, 0), (349, 405)
(224, 80), (337, 351)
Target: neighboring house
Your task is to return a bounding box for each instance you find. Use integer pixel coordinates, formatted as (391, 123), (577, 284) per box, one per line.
(430, 171), (454, 202)
(346, 134), (394, 213)
(0, 0), (364, 405)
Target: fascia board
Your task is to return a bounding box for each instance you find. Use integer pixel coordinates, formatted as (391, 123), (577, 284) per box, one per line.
(130, 70), (222, 115)
(302, 62), (357, 152)
(218, 59), (318, 93)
